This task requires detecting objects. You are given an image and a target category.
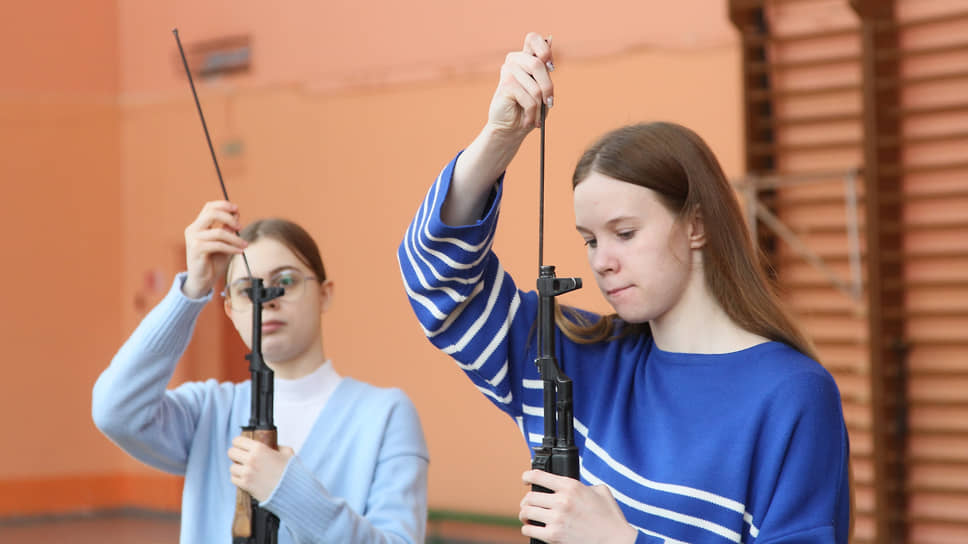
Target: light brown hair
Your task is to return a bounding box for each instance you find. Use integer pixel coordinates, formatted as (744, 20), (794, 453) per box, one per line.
(558, 122), (817, 360)
(227, 218), (326, 283)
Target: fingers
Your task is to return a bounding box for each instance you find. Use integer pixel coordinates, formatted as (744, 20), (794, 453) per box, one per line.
(185, 201), (246, 263)
(523, 32), (555, 73)
(231, 435), (260, 450)
(191, 227), (247, 254)
(522, 469), (576, 492)
(507, 54), (553, 108)
(489, 32), (556, 134)
(186, 200), (241, 234)
(498, 52), (553, 129)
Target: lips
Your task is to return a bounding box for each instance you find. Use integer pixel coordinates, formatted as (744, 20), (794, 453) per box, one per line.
(605, 286), (632, 297)
(261, 320), (285, 333)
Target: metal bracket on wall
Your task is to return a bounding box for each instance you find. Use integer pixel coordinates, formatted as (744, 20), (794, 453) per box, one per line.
(734, 167), (864, 302)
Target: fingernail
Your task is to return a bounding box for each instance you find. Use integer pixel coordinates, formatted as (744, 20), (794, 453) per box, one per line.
(546, 61), (555, 72)
(546, 96), (554, 108)
(546, 35), (553, 46)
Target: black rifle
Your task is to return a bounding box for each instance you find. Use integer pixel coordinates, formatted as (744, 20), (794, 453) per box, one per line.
(231, 278), (283, 544)
(529, 104), (582, 544)
(171, 28), (282, 543)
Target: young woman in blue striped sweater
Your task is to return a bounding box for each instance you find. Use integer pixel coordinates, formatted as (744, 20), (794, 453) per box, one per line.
(398, 33), (850, 543)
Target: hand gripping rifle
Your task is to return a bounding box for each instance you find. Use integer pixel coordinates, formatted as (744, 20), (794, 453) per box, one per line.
(172, 28), (282, 544)
(529, 104), (582, 544)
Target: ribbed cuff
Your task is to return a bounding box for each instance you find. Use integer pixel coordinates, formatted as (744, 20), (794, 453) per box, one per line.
(135, 272), (212, 355)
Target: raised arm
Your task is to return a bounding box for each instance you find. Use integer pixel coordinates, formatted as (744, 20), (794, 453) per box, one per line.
(91, 201), (247, 472)
(443, 32), (556, 226)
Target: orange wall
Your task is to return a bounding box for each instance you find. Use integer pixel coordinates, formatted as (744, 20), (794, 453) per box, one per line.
(0, 0), (122, 492)
(1, 0), (742, 518)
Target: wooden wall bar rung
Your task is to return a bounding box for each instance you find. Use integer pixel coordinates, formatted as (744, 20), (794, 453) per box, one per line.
(904, 515), (968, 526)
(757, 111), (862, 128)
(907, 221), (968, 232)
(906, 455), (968, 466)
(876, 41), (968, 61)
(904, 337), (968, 347)
(750, 139), (862, 155)
(891, 103), (968, 118)
(880, 130), (968, 147)
(877, 70), (968, 91)
(883, 308), (968, 319)
(744, 26), (858, 47)
(876, 10), (968, 31)
(789, 278), (870, 290)
(747, 53), (861, 73)
(880, 160), (968, 177)
(894, 248), (968, 260)
(797, 224), (858, 235)
(886, 279), (967, 290)
(880, 188), (968, 204)
(773, 193), (864, 207)
(748, 82), (861, 100)
(908, 368), (968, 379)
(796, 307), (867, 318)
(881, 221), (968, 235)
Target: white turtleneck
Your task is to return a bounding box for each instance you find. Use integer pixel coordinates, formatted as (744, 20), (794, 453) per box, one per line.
(273, 360), (342, 452)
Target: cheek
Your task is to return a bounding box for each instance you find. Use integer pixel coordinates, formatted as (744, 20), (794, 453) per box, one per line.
(230, 314), (254, 348)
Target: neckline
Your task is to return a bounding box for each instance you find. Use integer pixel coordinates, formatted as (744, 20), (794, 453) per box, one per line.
(651, 340), (782, 365)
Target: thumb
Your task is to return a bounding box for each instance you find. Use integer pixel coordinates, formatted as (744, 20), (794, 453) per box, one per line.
(278, 445), (295, 458)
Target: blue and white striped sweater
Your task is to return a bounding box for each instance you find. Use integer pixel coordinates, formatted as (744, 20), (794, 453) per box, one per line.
(398, 154), (850, 543)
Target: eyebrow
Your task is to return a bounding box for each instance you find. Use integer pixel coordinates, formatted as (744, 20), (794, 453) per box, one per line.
(575, 216), (640, 234)
(230, 265), (302, 284)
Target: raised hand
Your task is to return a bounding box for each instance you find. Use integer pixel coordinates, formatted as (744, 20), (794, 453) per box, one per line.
(182, 200), (247, 299)
(487, 32), (556, 137)
(445, 32), (557, 226)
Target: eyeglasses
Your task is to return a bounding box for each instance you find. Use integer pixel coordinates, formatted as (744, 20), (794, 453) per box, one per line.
(222, 269), (318, 312)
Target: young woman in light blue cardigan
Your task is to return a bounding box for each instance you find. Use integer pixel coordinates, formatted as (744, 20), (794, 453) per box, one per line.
(94, 201), (428, 544)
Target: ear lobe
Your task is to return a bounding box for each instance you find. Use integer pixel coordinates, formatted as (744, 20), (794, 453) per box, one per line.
(689, 207), (706, 249)
(319, 280), (334, 313)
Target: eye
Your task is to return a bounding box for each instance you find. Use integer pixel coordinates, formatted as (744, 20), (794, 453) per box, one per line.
(617, 230), (636, 241)
(583, 238), (597, 249)
(273, 271), (298, 288)
(229, 279), (253, 300)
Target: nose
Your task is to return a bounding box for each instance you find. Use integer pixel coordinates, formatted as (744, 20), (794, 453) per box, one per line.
(590, 242), (618, 276)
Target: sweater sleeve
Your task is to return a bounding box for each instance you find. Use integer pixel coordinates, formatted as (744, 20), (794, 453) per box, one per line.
(262, 392), (429, 544)
(752, 371), (851, 544)
(397, 152), (538, 420)
(91, 272), (216, 475)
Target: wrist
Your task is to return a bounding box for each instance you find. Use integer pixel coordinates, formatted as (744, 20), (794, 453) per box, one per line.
(479, 123), (528, 153)
(181, 276), (210, 299)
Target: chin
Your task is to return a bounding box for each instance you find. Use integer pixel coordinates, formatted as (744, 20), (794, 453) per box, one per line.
(613, 305), (657, 325)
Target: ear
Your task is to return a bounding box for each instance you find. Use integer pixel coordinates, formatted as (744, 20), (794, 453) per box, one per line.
(688, 206), (706, 249)
(223, 295), (233, 319)
(318, 279), (334, 313)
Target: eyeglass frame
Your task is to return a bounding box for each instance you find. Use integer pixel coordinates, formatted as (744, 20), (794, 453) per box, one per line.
(221, 267), (320, 312)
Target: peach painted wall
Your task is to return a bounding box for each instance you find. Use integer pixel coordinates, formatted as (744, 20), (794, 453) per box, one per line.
(0, 0), (122, 489)
(1, 0), (743, 518)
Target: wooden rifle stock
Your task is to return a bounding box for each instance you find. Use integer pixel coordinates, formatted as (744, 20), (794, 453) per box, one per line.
(232, 429), (278, 539)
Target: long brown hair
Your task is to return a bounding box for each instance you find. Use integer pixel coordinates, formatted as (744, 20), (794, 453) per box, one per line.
(226, 218), (327, 283)
(557, 122), (817, 360)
